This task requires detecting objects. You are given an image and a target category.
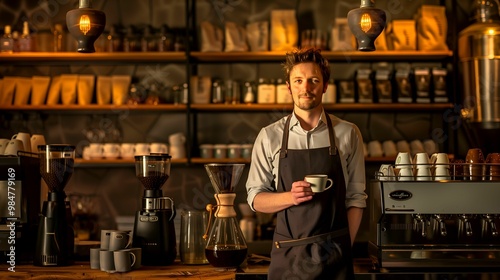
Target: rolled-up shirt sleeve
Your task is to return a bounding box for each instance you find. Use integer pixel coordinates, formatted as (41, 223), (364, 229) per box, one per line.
(246, 128), (277, 211)
(343, 123), (367, 209)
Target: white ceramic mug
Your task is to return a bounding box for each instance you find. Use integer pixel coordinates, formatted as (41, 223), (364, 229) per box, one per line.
(367, 140), (383, 157)
(169, 132), (186, 146)
(0, 139), (10, 154)
(120, 143), (135, 159)
(378, 164), (396, 181)
(89, 143), (104, 159)
(395, 152), (412, 168)
(4, 139), (24, 156)
(103, 143), (120, 159)
(382, 140), (398, 157)
(134, 143), (150, 156)
(150, 142), (168, 154)
(11, 132), (31, 153)
(304, 174), (333, 193)
(397, 167), (414, 181)
(30, 134), (46, 153)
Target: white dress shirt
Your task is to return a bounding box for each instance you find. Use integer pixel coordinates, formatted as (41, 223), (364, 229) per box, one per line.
(246, 110), (367, 211)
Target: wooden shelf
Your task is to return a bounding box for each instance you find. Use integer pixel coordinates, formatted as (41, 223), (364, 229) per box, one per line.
(75, 158), (188, 167)
(0, 104), (187, 112)
(190, 157), (250, 164)
(191, 50), (453, 63)
(0, 50), (452, 65)
(191, 103), (454, 112)
(0, 52), (186, 64)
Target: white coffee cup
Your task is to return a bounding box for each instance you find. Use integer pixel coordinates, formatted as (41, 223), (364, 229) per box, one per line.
(82, 146), (91, 160)
(89, 143), (104, 159)
(11, 132), (31, 153)
(410, 139), (425, 155)
(415, 167), (432, 181)
(382, 140), (398, 157)
(378, 164), (396, 181)
(434, 167), (451, 181)
(423, 139), (438, 155)
(30, 134), (46, 153)
(304, 174), (333, 193)
(0, 139), (10, 154)
(396, 140), (411, 153)
(367, 140), (383, 157)
(120, 143), (135, 159)
(134, 143), (150, 156)
(103, 143), (120, 159)
(169, 133), (186, 146)
(150, 143), (168, 154)
(4, 139), (24, 156)
(395, 152), (412, 168)
(397, 168), (414, 181)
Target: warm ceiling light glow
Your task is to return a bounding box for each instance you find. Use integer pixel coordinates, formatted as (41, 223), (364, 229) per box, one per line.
(360, 13), (372, 33)
(347, 0), (386, 51)
(79, 15), (91, 35)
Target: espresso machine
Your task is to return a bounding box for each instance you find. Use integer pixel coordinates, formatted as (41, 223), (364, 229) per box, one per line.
(0, 152), (41, 263)
(34, 145), (75, 266)
(368, 171), (500, 269)
(132, 154), (176, 266)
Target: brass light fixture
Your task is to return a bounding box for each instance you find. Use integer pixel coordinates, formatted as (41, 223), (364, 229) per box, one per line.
(347, 0), (386, 51)
(66, 0), (106, 53)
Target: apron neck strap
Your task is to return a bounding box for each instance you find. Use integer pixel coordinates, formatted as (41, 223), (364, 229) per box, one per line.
(280, 113), (338, 158)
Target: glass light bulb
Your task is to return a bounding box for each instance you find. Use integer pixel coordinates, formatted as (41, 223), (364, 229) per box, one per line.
(79, 15), (91, 35)
(360, 13), (372, 33)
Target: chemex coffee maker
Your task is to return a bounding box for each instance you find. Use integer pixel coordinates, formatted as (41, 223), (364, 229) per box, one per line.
(34, 145), (75, 266)
(204, 163), (248, 268)
(0, 152), (41, 263)
(132, 154), (176, 265)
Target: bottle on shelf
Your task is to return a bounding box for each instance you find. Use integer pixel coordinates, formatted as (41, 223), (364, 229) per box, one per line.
(123, 25), (140, 52)
(1, 25), (14, 53)
(243, 81), (255, 104)
(276, 78), (292, 104)
(158, 24), (174, 52)
(106, 25), (123, 52)
(52, 24), (65, 52)
(257, 78), (276, 104)
(141, 25), (157, 52)
(19, 21), (32, 52)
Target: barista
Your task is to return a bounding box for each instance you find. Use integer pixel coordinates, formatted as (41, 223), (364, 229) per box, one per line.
(245, 48), (367, 279)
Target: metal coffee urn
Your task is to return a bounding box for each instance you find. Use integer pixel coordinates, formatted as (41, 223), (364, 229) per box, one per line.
(459, 0), (500, 154)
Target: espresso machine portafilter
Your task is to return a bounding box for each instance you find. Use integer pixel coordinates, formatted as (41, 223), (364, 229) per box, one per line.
(132, 154), (176, 266)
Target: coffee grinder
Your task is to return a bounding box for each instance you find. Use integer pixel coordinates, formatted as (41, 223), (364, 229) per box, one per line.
(34, 145), (75, 266)
(204, 163), (248, 268)
(132, 154), (176, 265)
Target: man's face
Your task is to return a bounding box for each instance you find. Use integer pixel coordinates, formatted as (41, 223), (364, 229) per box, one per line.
(287, 62), (326, 111)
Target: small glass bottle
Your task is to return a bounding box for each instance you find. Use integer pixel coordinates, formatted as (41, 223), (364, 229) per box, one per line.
(19, 21), (32, 52)
(12, 31), (20, 52)
(158, 24), (173, 52)
(141, 25), (157, 52)
(243, 81), (255, 104)
(1, 25), (14, 53)
(106, 26), (122, 52)
(52, 24), (64, 52)
(123, 26), (140, 52)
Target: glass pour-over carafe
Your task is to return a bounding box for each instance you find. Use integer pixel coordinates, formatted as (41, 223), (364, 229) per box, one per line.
(204, 163), (247, 268)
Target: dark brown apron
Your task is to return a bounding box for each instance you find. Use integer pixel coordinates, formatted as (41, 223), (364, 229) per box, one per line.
(268, 114), (354, 280)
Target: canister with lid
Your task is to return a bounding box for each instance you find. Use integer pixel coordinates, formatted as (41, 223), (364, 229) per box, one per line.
(257, 78), (276, 104)
(276, 78), (292, 104)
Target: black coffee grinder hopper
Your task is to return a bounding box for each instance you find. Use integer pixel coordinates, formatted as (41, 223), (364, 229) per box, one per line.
(132, 154), (176, 265)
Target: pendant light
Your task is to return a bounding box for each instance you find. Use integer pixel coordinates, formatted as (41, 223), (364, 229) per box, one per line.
(66, 0), (106, 53)
(347, 0), (386, 51)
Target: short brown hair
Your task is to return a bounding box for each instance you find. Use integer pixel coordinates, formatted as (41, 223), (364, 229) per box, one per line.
(282, 48), (330, 84)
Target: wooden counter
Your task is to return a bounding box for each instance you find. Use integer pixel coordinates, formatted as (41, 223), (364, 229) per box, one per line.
(0, 261), (269, 280)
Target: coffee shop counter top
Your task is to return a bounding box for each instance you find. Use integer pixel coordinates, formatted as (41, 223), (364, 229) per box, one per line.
(0, 260), (268, 280)
(3, 260), (500, 279)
